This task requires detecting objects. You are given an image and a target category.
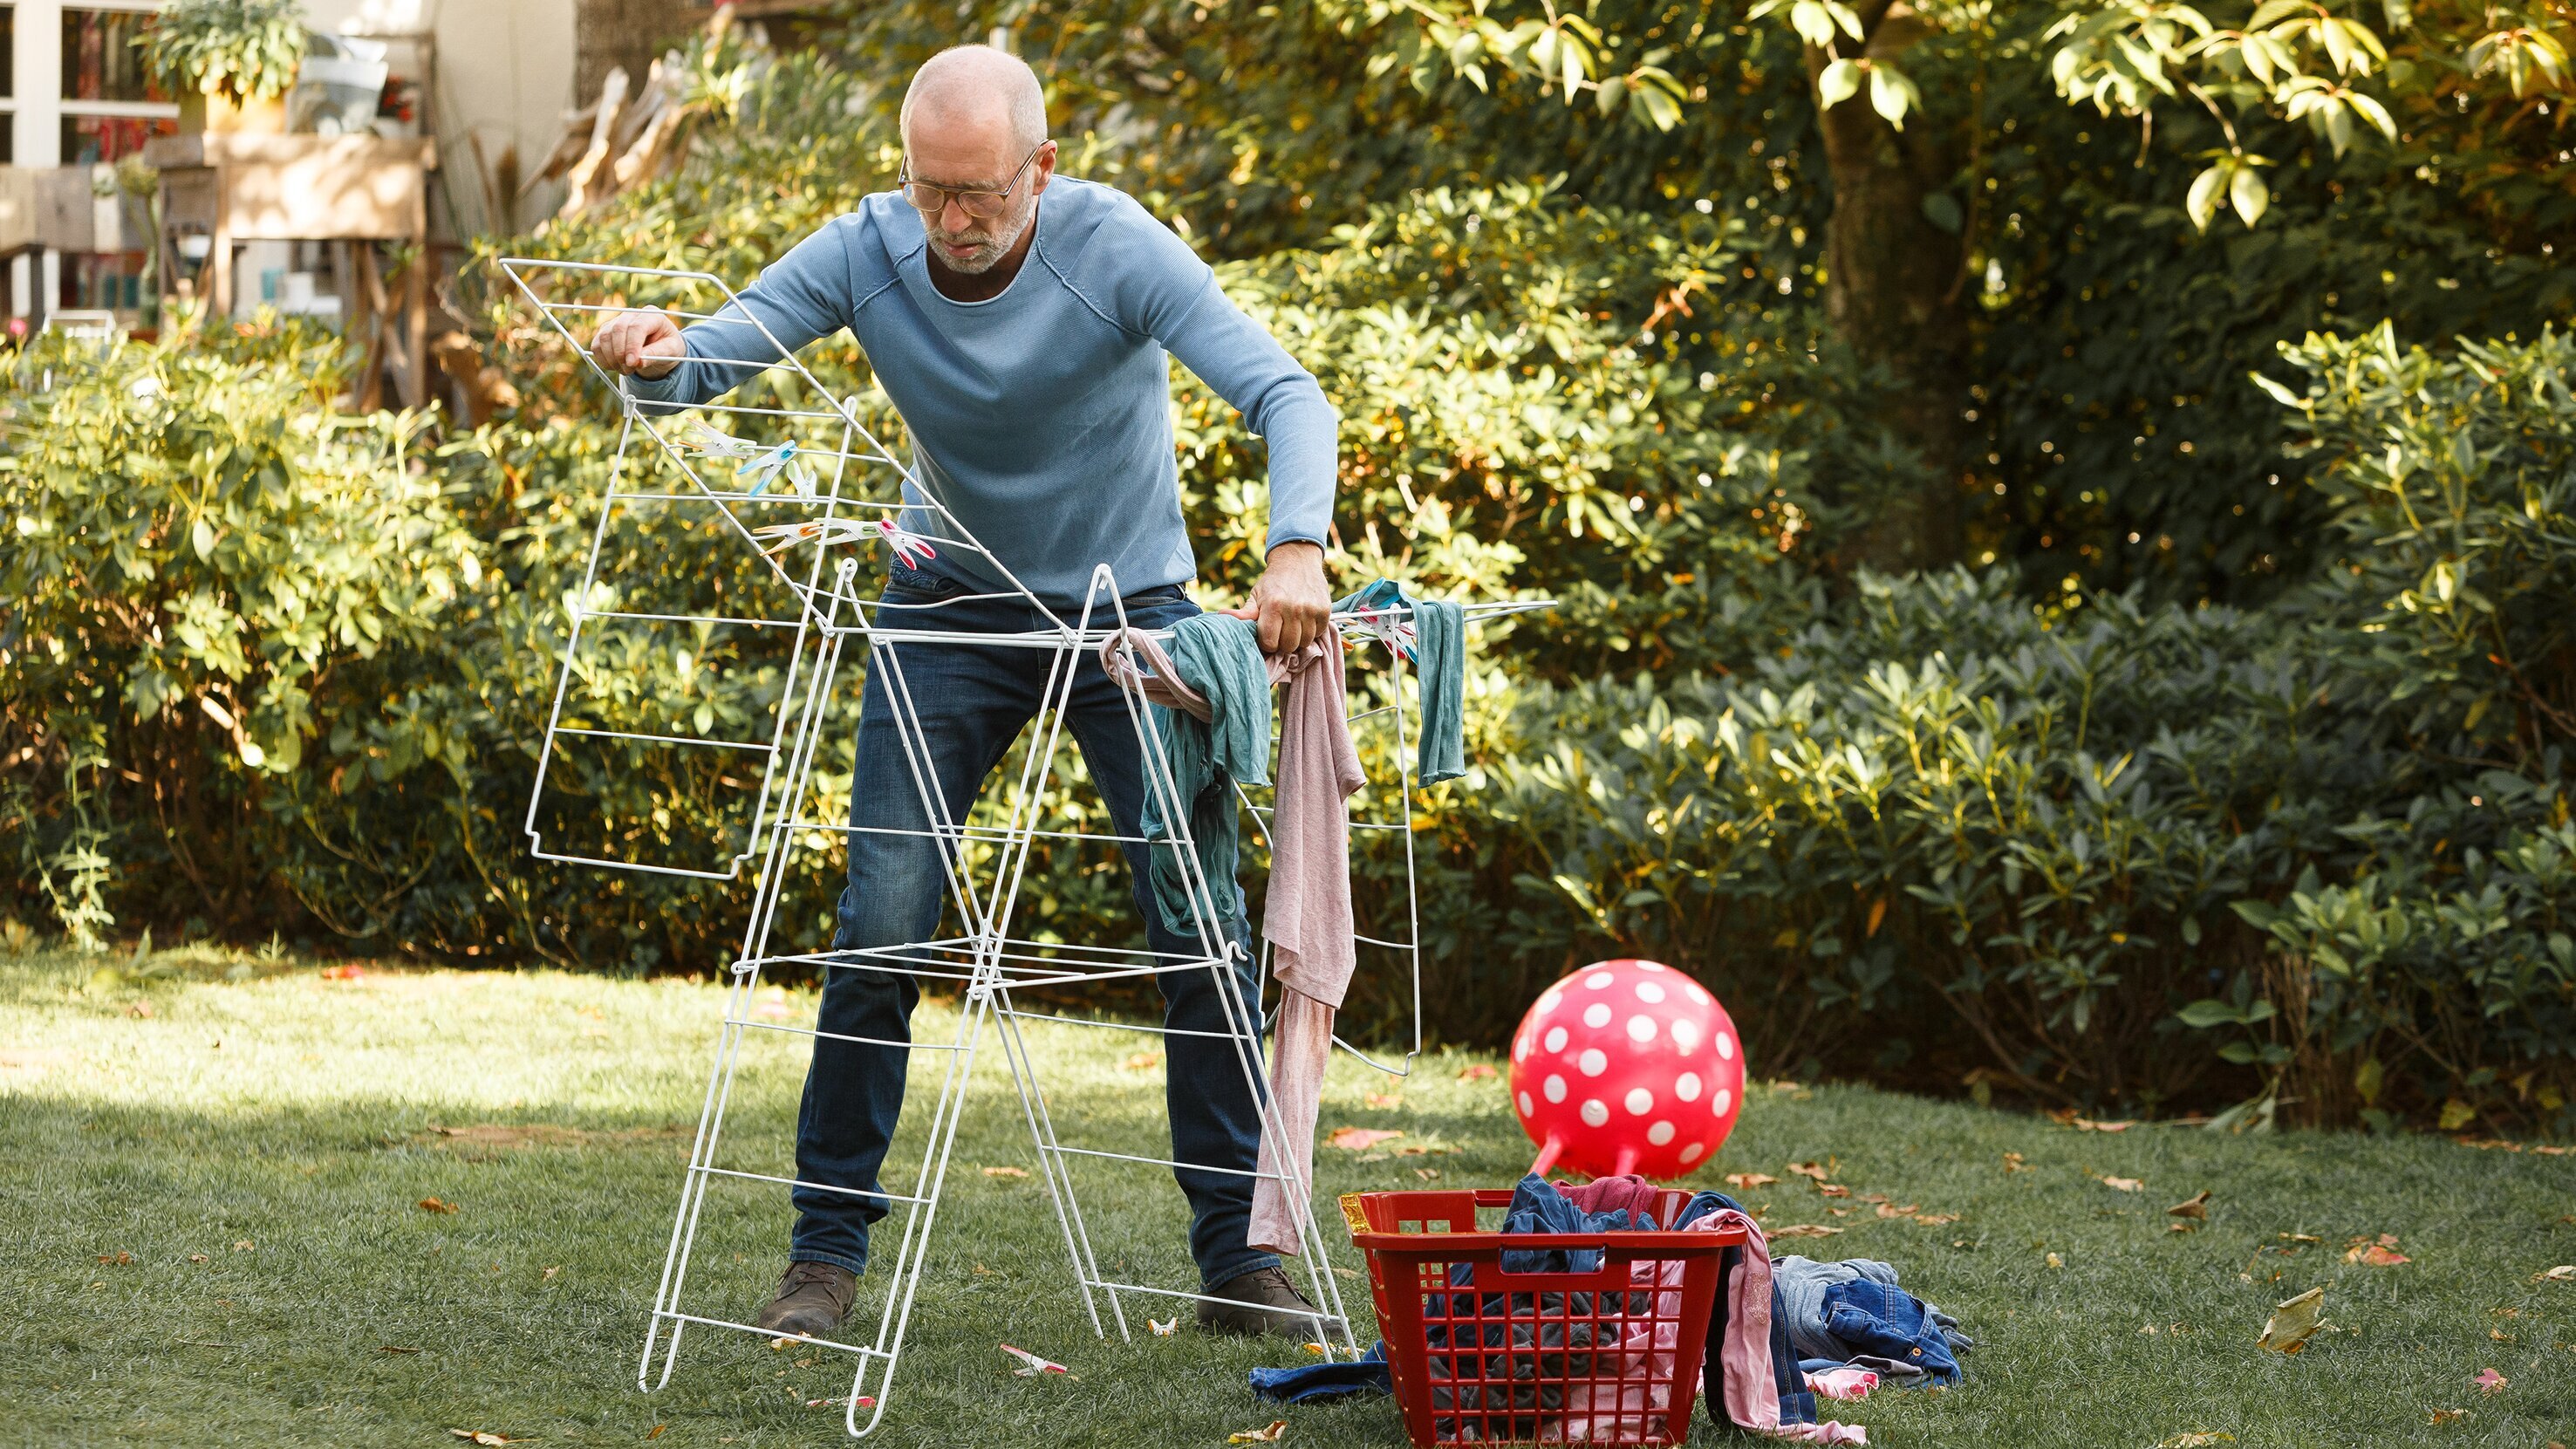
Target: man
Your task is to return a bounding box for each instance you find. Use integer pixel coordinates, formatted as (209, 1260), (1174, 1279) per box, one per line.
(589, 45), (1336, 1339)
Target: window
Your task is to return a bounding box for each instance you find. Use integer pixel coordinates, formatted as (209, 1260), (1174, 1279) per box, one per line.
(2, 6), (16, 164)
(62, 7), (164, 104)
(63, 111), (171, 163)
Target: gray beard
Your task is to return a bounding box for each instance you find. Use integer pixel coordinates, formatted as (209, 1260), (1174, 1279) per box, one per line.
(931, 195), (1036, 275)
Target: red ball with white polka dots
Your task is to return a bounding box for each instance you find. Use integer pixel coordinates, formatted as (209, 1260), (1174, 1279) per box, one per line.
(1506, 959), (1745, 1180)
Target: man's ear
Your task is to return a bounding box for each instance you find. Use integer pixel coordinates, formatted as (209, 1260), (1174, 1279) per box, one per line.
(1029, 140), (1059, 196)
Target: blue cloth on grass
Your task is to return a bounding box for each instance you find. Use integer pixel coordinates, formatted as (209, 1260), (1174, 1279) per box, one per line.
(1820, 1278), (1964, 1385)
(1775, 1253), (1969, 1385)
(1249, 1343), (1391, 1404)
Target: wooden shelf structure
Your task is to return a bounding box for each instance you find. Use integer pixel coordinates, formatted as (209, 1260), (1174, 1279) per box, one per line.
(144, 133), (437, 409)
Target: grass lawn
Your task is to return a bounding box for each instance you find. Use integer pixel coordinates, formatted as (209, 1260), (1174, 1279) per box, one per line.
(3, 944), (2571, 1448)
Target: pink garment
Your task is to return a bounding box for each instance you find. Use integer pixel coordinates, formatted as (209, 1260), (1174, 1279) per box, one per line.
(1683, 1206), (1869, 1446)
(1557, 1173), (1667, 1222)
(1100, 628), (1364, 1258)
(1807, 1366), (1878, 1401)
(1247, 636), (1363, 1254)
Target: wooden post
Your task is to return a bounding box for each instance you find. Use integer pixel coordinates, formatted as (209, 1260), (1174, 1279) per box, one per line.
(352, 243), (385, 414)
(404, 235), (428, 410)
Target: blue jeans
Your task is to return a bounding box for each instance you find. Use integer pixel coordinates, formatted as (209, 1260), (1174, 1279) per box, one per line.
(789, 562), (1279, 1288)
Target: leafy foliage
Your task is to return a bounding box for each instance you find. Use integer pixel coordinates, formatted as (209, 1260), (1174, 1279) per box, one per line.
(136, 0), (310, 105)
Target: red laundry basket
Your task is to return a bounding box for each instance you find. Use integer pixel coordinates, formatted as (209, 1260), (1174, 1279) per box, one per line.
(1340, 1189), (1741, 1446)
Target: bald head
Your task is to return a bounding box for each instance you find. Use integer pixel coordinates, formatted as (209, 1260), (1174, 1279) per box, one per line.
(900, 44), (1048, 157)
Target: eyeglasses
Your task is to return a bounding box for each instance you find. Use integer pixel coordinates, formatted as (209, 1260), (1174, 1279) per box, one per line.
(899, 144), (1046, 221)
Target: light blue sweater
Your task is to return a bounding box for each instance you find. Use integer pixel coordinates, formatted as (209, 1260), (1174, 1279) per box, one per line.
(629, 178), (1338, 605)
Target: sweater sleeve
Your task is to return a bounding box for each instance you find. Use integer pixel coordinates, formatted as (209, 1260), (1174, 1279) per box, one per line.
(627, 218), (857, 413)
(1110, 206), (1339, 556)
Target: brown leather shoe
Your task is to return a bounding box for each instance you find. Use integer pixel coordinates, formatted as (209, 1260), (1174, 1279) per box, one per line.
(1197, 1265), (1326, 1338)
(755, 1260), (857, 1339)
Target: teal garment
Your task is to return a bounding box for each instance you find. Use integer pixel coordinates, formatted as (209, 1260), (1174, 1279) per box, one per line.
(1334, 580), (1466, 786)
(1138, 613), (1272, 940)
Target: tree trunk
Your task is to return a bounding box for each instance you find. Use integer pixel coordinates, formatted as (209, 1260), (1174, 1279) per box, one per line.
(1809, 2), (1966, 574)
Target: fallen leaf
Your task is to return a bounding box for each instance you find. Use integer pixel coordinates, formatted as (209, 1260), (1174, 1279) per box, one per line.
(1818, 1184), (1850, 1199)
(2154, 1434), (2235, 1448)
(2167, 1191), (2211, 1220)
(448, 1432), (515, 1446)
(1119, 1051), (1162, 1071)
(2343, 1234), (2409, 1266)
(2428, 1409), (2470, 1425)
(1302, 1341), (1328, 1356)
(1414, 1168), (1440, 1180)
(1860, 1193), (1890, 1205)
(321, 965), (366, 981)
(378, 1345), (420, 1354)
(2533, 1265), (2576, 1283)
(2257, 1287), (2327, 1353)
(2073, 1117), (2136, 1133)
(769, 1336), (797, 1350)
(127, 1000), (154, 1018)
(1828, 1207), (1851, 1217)
(1365, 1092), (1404, 1109)
(1771, 1224), (1843, 1239)
(2100, 1176), (2143, 1193)
(2169, 1221), (2199, 1234)
(981, 1165), (1029, 1179)
(646, 1427), (666, 1440)
(232, 1240), (255, 1252)
(1326, 1127), (1404, 1151)
(2472, 1368), (2507, 1393)
(1875, 1203), (1919, 1219)
(1725, 1172), (1779, 1189)
(1457, 1063), (1497, 1081)
(1787, 1160), (1835, 1181)
(1229, 1422), (1288, 1443)
(188, 1254), (208, 1263)
(2001, 1152), (2029, 1172)
(1149, 1317), (1179, 1336)
(419, 1198), (460, 1214)
(543, 1266), (560, 1280)
(97, 1252), (133, 1265)
(1914, 1212), (1961, 1226)
(2046, 1252), (2064, 1269)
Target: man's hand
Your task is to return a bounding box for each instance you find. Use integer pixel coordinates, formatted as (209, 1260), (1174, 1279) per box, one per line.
(1231, 540), (1333, 655)
(591, 308), (686, 379)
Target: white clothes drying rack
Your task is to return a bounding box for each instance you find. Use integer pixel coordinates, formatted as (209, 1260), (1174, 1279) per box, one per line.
(500, 257), (1549, 1437)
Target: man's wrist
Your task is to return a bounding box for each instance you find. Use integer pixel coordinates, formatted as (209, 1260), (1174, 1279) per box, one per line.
(1265, 539), (1324, 567)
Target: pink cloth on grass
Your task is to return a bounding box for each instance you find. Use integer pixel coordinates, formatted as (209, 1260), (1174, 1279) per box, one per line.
(1807, 1366), (1878, 1401)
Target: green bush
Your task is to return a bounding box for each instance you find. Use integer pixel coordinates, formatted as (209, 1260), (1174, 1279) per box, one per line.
(1, 321), (488, 947)
(1432, 328), (2576, 1132)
